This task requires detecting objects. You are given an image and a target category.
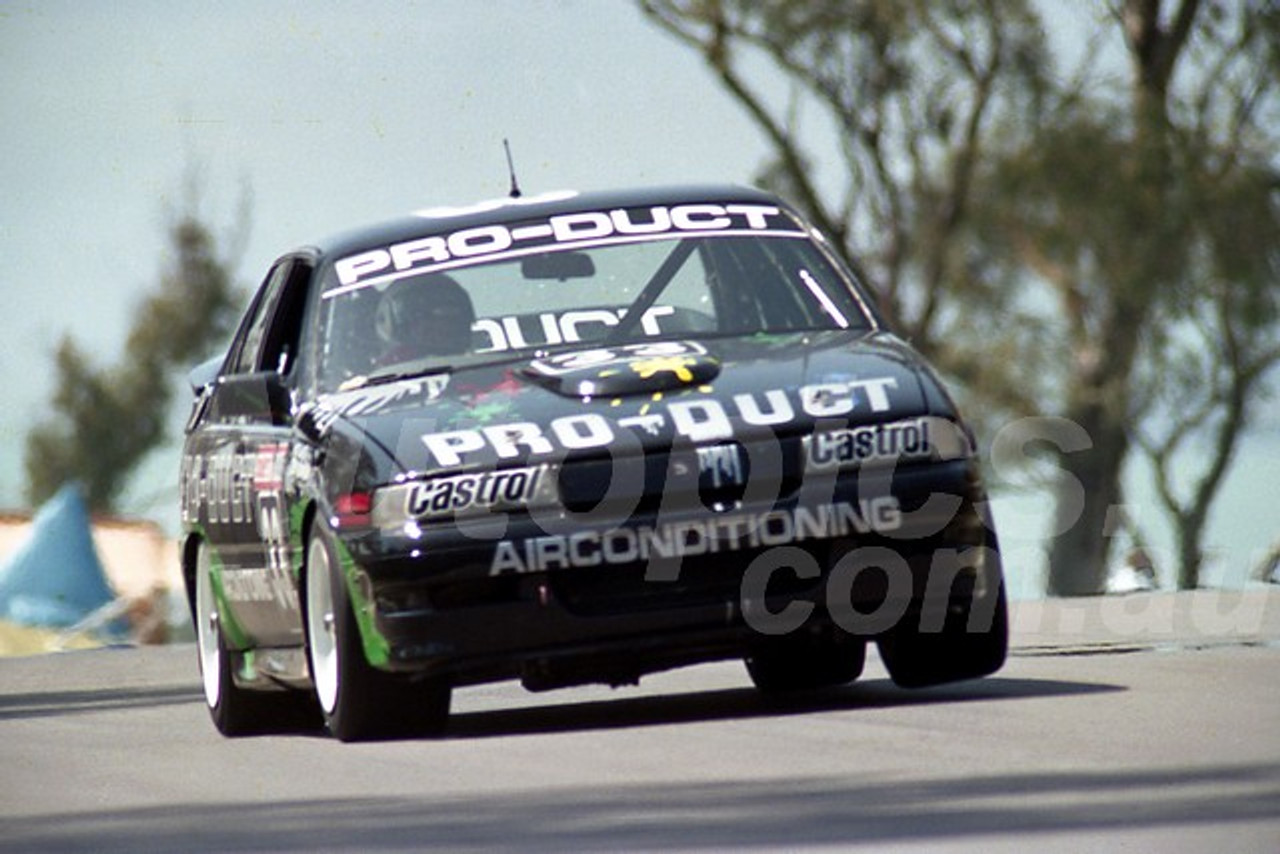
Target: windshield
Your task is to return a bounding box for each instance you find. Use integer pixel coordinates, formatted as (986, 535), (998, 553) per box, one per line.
(314, 204), (873, 391)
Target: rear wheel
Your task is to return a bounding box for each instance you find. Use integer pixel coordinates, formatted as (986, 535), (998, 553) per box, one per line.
(304, 519), (450, 741)
(745, 630), (866, 693)
(194, 541), (315, 736)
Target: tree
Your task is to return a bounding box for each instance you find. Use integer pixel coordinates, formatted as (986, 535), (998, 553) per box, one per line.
(980, 1), (1280, 592)
(642, 0), (1054, 427)
(641, 0), (1279, 594)
(24, 191), (246, 514)
(1131, 12), (1280, 587)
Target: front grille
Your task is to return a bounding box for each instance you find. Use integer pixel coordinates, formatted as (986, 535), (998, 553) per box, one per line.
(557, 438), (805, 516)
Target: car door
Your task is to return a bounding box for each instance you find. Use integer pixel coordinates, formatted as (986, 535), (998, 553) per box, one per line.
(196, 256), (313, 646)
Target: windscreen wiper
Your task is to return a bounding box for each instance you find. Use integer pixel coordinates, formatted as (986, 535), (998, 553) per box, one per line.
(357, 349), (545, 389)
(360, 364), (455, 388)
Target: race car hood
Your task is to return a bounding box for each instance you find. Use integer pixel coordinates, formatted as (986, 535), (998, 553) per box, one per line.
(313, 330), (951, 478)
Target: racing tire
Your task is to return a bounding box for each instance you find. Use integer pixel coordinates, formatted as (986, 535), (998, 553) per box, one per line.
(745, 630), (867, 693)
(304, 519), (451, 742)
(876, 581), (1009, 689)
(195, 541), (317, 736)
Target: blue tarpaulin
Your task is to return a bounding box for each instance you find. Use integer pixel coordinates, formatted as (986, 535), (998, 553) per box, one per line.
(0, 484), (119, 628)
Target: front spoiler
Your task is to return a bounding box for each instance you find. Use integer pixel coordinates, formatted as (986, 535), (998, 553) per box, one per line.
(347, 459), (1003, 687)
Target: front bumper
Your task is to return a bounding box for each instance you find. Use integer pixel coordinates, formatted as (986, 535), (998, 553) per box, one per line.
(341, 458), (1001, 687)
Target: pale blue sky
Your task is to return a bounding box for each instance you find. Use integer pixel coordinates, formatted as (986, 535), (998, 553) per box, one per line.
(2, 2), (1275, 593)
(1, 0), (776, 506)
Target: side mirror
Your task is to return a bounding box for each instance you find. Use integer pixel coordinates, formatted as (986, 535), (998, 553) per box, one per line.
(209, 371), (292, 425)
(186, 356), (224, 395)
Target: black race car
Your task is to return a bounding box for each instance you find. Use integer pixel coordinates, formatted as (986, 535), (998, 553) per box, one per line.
(180, 185), (1008, 741)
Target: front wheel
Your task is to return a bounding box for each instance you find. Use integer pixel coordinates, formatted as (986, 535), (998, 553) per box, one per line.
(876, 581), (1009, 689)
(745, 630), (866, 693)
(194, 541), (315, 736)
(304, 519), (450, 741)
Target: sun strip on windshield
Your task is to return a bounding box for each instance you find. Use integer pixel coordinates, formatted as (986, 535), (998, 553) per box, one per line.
(322, 228), (809, 300)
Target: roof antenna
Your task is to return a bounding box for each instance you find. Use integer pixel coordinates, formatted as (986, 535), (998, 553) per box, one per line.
(503, 138), (522, 198)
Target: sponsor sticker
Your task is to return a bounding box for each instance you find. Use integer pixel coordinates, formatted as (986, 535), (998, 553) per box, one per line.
(405, 466), (546, 520)
(697, 444), (747, 490)
(420, 378), (900, 467)
(327, 203), (800, 295)
(527, 341), (708, 377)
(805, 418), (935, 471)
(489, 497), (904, 575)
(474, 307), (681, 353)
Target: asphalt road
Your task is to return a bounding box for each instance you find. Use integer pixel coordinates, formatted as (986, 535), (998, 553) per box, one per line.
(1, 590), (1278, 853)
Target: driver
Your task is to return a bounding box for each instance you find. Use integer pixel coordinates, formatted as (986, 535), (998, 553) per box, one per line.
(374, 273), (475, 365)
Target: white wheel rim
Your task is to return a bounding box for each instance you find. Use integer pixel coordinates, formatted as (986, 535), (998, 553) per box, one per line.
(194, 545), (222, 709)
(307, 537), (340, 715)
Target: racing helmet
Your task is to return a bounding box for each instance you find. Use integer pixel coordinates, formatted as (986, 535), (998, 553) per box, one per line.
(374, 274), (475, 360)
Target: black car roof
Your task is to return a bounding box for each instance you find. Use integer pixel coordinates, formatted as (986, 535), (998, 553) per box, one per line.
(308, 184), (791, 260)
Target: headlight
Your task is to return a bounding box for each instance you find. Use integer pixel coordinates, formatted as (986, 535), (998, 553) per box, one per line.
(371, 464), (559, 533)
(803, 416), (974, 474)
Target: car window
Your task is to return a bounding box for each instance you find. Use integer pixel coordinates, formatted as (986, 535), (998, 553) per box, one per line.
(314, 204), (873, 390)
(259, 262), (312, 375)
(226, 260), (312, 377)
(226, 263), (289, 376)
